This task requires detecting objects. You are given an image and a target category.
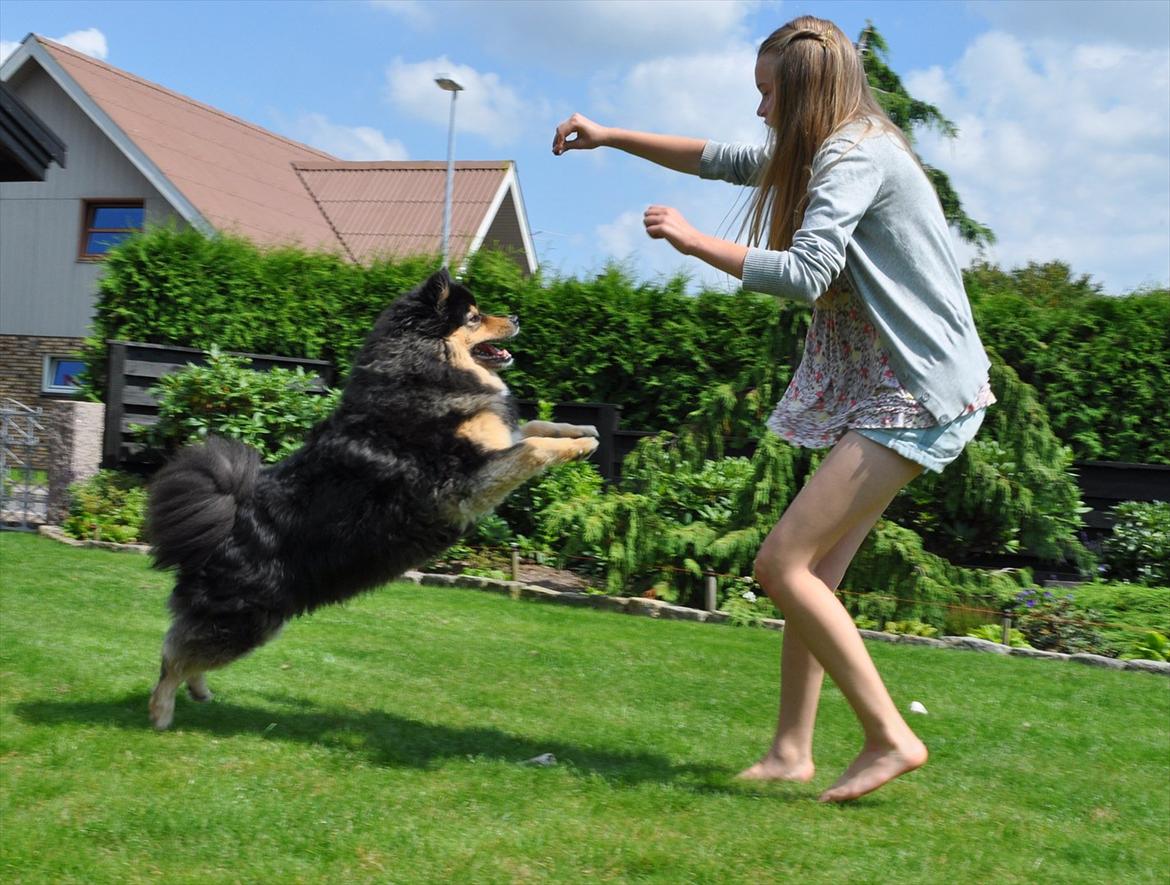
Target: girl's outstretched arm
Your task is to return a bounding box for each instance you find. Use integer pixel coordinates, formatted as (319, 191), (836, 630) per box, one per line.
(553, 113), (706, 175)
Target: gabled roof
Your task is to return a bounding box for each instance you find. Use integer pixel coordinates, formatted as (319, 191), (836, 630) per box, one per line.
(0, 34), (535, 269)
(295, 160), (534, 270)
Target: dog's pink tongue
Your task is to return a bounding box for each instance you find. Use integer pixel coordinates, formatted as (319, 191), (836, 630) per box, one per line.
(475, 343), (510, 360)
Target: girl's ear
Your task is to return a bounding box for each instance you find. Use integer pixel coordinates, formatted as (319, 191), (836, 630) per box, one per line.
(420, 268), (451, 307)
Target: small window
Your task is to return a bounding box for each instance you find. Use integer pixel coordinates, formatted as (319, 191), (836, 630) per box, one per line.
(80, 201), (144, 258)
(43, 356), (86, 394)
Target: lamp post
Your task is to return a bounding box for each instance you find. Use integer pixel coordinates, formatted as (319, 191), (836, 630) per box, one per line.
(435, 74), (463, 268)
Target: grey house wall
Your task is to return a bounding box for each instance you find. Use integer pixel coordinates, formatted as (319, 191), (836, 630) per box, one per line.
(480, 189), (529, 273)
(0, 60), (184, 338)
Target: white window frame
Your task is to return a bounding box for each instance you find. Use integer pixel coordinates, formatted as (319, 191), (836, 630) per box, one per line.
(42, 355), (85, 395)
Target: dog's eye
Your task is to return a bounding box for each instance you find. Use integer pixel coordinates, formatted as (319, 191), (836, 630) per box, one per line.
(467, 314), (482, 327)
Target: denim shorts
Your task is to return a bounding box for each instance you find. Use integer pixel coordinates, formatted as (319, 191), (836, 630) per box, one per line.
(854, 408), (987, 474)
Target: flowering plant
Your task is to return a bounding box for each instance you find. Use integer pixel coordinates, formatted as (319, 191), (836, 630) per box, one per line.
(721, 578), (777, 627)
(1007, 588), (1108, 654)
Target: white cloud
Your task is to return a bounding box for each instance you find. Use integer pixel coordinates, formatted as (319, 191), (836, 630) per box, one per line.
(906, 30), (1170, 292)
(288, 113), (407, 161)
(52, 28), (108, 59)
(385, 56), (543, 147)
(374, 0), (760, 69)
(970, 0), (1170, 50)
(596, 210), (644, 261)
(2, 28), (108, 64)
(592, 44), (765, 145)
(368, 0), (433, 29)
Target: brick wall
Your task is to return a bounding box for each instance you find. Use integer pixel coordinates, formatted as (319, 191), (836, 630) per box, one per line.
(0, 334), (88, 470)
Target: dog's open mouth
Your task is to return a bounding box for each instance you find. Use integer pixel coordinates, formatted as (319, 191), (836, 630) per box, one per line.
(471, 342), (513, 369)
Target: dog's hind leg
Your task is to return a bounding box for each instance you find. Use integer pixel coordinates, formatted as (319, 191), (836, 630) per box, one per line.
(149, 653), (188, 732)
(186, 672), (213, 703)
(150, 611), (285, 730)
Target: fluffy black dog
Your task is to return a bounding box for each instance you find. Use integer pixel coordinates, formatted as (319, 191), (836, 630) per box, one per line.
(147, 269), (598, 729)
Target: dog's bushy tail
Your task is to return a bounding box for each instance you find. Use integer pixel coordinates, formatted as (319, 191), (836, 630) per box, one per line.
(147, 435), (261, 571)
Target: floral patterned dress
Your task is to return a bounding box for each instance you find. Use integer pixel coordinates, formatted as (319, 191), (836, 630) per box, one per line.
(767, 283), (996, 448)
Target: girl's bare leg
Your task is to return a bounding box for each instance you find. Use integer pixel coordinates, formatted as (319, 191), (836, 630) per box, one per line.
(752, 432), (928, 802)
(735, 514), (878, 783)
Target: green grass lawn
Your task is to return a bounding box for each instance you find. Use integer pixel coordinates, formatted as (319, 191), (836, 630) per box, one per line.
(2, 532), (1168, 883)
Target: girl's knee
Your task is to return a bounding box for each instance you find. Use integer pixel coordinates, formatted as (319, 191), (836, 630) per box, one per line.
(754, 538), (805, 604)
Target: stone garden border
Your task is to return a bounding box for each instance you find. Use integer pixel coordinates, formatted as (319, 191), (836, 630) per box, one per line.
(35, 525), (1170, 676)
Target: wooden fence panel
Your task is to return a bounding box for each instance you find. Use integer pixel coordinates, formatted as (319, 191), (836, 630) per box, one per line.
(102, 341), (334, 467)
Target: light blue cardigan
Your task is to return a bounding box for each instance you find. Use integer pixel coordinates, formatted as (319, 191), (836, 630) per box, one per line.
(700, 123), (992, 426)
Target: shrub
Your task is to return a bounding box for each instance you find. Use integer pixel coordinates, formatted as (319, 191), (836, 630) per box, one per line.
(497, 460), (606, 551)
(884, 356), (1092, 569)
(83, 226), (438, 396)
(1123, 631), (1169, 662)
(966, 262), (1170, 464)
(1007, 588), (1112, 655)
(883, 619), (940, 638)
(545, 431), (803, 605)
(1058, 581), (1170, 655)
(842, 521), (1026, 630)
(140, 348), (339, 463)
(1102, 501), (1170, 586)
(966, 624), (1032, 648)
(720, 580), (778, 627)
(63, 471), (147, 544)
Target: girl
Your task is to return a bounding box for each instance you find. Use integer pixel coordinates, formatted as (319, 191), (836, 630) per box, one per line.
(552, 15), (994, 802)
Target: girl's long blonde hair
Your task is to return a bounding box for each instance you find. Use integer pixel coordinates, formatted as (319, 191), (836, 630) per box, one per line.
(744, 16), (904, 251)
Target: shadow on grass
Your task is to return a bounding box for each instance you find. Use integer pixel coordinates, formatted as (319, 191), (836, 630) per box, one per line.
(13, 691), (816, 801)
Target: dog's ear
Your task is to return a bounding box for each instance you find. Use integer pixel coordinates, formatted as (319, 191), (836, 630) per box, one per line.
(419, 268), (451, 309)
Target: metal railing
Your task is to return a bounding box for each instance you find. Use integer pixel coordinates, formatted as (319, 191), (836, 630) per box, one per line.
(0, 399), (48, 531)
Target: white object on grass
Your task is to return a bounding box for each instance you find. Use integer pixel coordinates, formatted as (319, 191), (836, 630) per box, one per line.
(908, 701), (929, 715)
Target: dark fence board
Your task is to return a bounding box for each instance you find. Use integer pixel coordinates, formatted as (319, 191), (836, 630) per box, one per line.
(103, 341), (334, 467)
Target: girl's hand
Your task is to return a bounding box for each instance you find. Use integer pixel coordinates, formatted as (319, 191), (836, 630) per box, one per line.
(553, 113), (609, 155)
(643, 205), (701, 255)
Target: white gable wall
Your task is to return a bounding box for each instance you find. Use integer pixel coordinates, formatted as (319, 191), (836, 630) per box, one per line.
(0, 62), (184, 337)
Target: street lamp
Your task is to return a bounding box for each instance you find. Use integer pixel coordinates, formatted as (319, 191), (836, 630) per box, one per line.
(435, 74), (463, 268)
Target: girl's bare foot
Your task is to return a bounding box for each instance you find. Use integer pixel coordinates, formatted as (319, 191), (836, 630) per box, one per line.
(736, 752), (815, 783)
(818, 736), (927, 802)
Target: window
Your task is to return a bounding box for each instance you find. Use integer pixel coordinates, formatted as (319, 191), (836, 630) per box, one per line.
(80, 201), (144, 258)
(42, 356), (86, 395)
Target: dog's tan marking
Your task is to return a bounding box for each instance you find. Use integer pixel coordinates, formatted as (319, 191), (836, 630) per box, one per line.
(447, 343), (506, 390)
(457, 411), (515, 451)
(444, 311), (517, 391)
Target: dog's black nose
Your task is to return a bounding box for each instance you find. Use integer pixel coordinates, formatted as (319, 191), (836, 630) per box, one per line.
(509, 315), (519, 326)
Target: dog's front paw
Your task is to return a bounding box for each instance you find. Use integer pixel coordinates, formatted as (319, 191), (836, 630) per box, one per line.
(564, 437), (599, 462)
(521, 421), (599, 440)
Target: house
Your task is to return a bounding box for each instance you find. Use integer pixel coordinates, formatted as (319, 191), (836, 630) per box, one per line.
(0, 33), (537, 442)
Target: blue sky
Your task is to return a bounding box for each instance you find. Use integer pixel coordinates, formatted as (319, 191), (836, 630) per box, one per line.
(3, 0), (1168, 293)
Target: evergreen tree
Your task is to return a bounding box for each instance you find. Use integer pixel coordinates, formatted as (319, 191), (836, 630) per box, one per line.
(858, 22), (995, 247)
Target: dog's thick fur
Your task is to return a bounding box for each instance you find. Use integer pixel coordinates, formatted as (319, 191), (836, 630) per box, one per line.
(147, 270), (598, 730)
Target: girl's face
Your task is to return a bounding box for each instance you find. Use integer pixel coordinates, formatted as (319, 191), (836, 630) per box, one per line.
(755, 53), (776, 124)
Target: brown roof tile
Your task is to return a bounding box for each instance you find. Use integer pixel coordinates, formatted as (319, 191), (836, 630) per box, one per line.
(294, 162), (510, 265)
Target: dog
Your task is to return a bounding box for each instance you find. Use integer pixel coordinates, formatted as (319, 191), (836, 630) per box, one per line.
(146, 269), (598, 730)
